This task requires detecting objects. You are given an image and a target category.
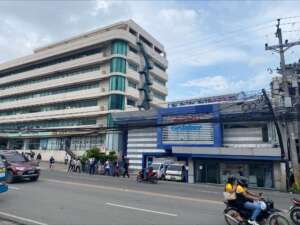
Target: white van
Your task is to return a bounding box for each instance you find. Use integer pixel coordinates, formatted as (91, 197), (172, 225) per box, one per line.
(150, 160), (172, 179)
(165, 163), (186, 182)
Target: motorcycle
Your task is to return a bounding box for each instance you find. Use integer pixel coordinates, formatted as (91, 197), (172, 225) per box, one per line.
(289, 198), (300, 225)
(224, 199), (290, 225)
(136, 170), (158, 184)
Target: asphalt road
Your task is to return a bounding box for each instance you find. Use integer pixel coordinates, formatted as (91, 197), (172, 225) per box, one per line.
(0, 164), (296, 225)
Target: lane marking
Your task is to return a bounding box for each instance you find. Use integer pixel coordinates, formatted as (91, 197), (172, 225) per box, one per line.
(105, 202), (178, 217)
(42, 178), (223, 205)
(8, 186), (20, 191)
(0, 211), (48, 225)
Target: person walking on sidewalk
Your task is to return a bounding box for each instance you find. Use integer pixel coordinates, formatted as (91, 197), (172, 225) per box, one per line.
(75, 158), (81, 173)
(104, 160), (110, 176)
(36, 153), (42, 164)
(49, 156), (55, 169)
(89, 157), (96, 175)
(123, 159), (130, 178)
(67, 158), (75, 173)
(64, 154), (69, 165)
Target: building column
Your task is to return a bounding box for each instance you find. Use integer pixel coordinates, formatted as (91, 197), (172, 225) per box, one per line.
(273, 161), (287, 191)
(23, 139), (29, 151)
(188, 158), (194, 183)
(105, 130), (123, 153)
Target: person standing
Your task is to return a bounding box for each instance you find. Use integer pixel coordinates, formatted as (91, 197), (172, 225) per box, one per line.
(49, 156), (55, 169)
(123, 159), (130, 178)
(113, 161), (120, 177)
(30, 151), (35, 160)
(89, 157), (96, 175)
(104, 160), (110, 176)
(67, 158), (75, 173)
(36, 153), (42, 163)
(75, 159), (81, 173)
(64, 154), (69, 165)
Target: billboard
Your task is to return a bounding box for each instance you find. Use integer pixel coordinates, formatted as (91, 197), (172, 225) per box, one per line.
(162, 123), (214, 145)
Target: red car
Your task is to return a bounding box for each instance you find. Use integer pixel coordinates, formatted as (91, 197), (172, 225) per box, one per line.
(0, 151), (40, 183)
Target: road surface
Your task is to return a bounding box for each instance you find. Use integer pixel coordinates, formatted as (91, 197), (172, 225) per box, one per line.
(0, 164), (295, 225)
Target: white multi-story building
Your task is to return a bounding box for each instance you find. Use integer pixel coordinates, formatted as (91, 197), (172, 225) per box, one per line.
(0, 20), (168, 158)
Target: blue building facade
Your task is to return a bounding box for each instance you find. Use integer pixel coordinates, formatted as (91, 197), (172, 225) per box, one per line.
(113, 102), (285, 190)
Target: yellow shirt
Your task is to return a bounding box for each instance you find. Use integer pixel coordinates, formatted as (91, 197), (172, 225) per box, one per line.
(225, 183), (233, 192)
(236, 185), (246, 194)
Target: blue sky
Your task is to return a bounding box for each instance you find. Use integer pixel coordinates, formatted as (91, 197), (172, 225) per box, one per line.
(0, 0), (300, 101)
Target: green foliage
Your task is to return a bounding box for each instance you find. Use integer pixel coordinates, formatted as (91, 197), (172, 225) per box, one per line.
(291, 183), (300, 193)
(84, 148), (118, 163)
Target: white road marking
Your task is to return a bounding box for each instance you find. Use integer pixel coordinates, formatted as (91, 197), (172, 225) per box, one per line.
(0, 211), (48, 225)
(8, 186), (20, 190)
(43, 178), (223, 205)
(105, 202), (178, 217)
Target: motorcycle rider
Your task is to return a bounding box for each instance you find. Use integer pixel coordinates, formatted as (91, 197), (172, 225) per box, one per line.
(236, 178), (262, 225)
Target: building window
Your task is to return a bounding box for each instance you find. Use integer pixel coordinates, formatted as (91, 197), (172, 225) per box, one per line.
(139, 35), (153, 48)
(128, 62), (138, 72)
(128, 80), (137, 89)
(110, 57), (126, 73)
(0, 65), (100, 91)
(111, 40), (127, 55)
(0, 99), (98, 117)
(0, 47), (101, 78)
(127, 99), (136, 106)
(154, 62), (166, 72)
(153, 91), (166, 101)
(109, 75), (125, 91)
(129, 28), (137, 37)
(108, 94), (125, 110)
(152, 75), (166, 86)
(129, 46), (138, 54)
(0, 82), (100, 104)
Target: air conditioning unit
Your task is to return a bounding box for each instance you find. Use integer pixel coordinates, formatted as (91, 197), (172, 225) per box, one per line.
(102, 87), (106, 92)
(100, 106), (105, 111)
(101, 70), (107, 75)
(103, 52), (108, 57)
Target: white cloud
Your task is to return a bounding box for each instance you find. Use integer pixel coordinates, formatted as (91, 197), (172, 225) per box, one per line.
(182, 72), (274, 97)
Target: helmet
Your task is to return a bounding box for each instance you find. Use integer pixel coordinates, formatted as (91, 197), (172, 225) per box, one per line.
(238, 178), (248, 188)
(227, 176), (236, 184)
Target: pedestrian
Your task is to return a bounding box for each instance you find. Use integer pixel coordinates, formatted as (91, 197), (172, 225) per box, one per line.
(64, 154), (69, 165)
(113, 161), (120, 177)
(89, 157), (96, 175)
(30, 151), (35, 160)
(36, 153), (42, 163)
(75, 159), (81, 173)
(123, 159), (130, 178)
(49, 156), (55, 169)
(68, 158), (75, 173)
(104, 160), (110, 175)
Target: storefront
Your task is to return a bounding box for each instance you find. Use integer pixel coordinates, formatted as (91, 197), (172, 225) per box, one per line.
(194, 159), (275, 188)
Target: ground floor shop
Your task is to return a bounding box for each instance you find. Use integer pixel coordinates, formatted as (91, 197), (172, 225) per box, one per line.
(193, 159), (275, 188)
(1, 135), (106, 151)
(143, 153), (285, 190)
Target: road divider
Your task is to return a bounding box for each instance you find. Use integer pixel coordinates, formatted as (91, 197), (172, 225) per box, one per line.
(105, 202), (178, 217)
(43, 178), (223, 205)
(0, 211), (48, 225)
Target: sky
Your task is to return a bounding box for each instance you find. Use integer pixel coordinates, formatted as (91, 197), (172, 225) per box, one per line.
(0, 0), (300, 101)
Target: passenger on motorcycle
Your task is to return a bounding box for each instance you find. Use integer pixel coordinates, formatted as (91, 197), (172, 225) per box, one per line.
(236, 178), (262, 225)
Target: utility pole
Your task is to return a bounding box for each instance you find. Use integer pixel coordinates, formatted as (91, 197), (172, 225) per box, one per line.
(265, 18), (300, 188)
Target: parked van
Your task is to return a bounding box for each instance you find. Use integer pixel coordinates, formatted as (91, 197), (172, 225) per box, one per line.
(150, 160), (172, 180)
(165, 163), (186, 182)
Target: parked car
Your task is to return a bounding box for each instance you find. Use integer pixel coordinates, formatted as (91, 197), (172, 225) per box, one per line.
(150, 161), (171, 180)
(165, 163), (186, 182)
(0, 151), (40, 183)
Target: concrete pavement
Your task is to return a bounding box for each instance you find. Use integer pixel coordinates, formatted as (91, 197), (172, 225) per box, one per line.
(0, 165), (296, 225)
